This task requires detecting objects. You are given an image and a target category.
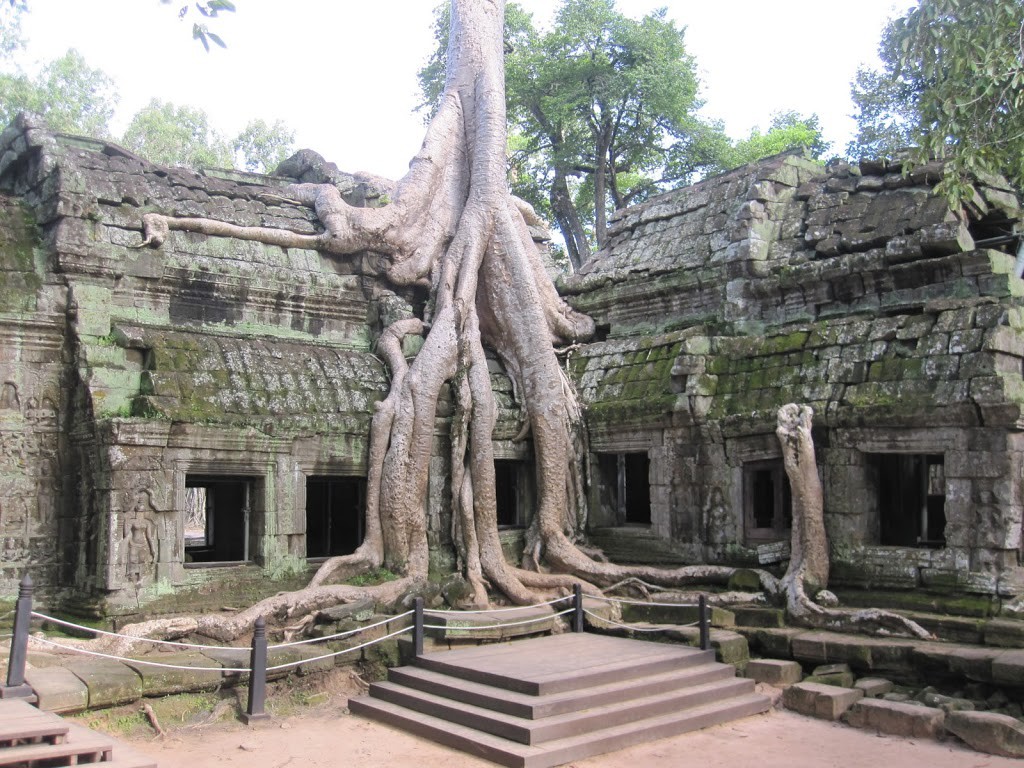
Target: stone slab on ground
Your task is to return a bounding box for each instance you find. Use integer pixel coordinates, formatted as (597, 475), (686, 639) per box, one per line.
(745, 659), (802, 686)
(67, 659), (142, 708)
(855, 677), (894, 697)
(23, 666), (88, 713)
(946, 711), (1024, 757)
(843, 698), (945, 739)
(783, 681), (863, 721)
(123, 652), (226, 695)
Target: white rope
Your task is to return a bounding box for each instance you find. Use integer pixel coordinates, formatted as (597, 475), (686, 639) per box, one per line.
(589, 595), (701, 609)
(31, 612), (248, 653)
(424, 607), (574, 632)
(583, 609), (700, 632)
(30, 636), (244, 672)
(266, 626), (413, 672)
(268, 610), (414, 650)
(423, 596), (571, 615)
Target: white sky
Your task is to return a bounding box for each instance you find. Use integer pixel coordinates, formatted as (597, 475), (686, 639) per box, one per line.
(16, 0), (905, 180)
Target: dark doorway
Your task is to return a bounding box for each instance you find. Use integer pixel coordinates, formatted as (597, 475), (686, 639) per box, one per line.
(596, 452), (651, 526)
(305, 477), (365, 558)
(743, 460), (792, 543)
(184, 476), (253, 564)
(494, 460), (527, 528)
(872, 454), (946, 547)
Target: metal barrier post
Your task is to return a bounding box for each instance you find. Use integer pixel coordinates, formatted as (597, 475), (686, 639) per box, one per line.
(698, 594), (710, 651)
(1, 573), (35, 700)
(413, 597), (424, 657)
(572, 584), (584, 633)
(243, 617), (269, 723)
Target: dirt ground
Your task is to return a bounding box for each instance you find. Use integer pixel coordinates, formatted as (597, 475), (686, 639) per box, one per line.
(88, 669), (1017, 768)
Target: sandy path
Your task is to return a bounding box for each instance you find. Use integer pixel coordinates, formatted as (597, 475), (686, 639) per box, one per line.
(125, 704), (1013, 768)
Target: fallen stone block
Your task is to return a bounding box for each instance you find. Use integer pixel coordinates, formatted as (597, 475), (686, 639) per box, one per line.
(745, 659), (802, 686)
(843, 698), (945, 739)
(783, 681), (863, 721)
(855, 677), (893, 698)
(992, 649), (1024, 687)
(946, 710), (1024, 757)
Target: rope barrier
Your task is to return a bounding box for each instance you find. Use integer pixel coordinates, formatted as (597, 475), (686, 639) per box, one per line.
(268, 610), (414, 650)
(30, 636), (244, 672)
(588, 594), (700, 609)
(424, 607), (575, 632)
(31, 612), (248, 653)
(582, 609), (700, 633)
(265, 625), (413, 672)
(422, 596), (571, 615)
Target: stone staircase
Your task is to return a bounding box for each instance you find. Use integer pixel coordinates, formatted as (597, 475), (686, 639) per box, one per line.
(350, 633), (770, 768)
(0, 699), (155, 768)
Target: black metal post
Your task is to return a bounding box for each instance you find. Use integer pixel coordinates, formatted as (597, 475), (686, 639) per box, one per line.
(1, 573), (35, 700)
(572, 584), (584, 633)
(413, 597), (424, 658)
(243, 617), (269, 723)
(698, 594), (710, 651)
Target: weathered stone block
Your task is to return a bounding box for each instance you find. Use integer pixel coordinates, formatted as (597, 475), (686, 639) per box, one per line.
(123, 652), (224, 695)
(844, 698), (945, 739)
(946, 711), (1024, 757)
(805, 672), (854, 688)
(991, 649), (1024, 687)
(855, 677), (894, 698)
(24, 666), (89, 713)
(745, 659), (802, 686)
(783, 681), (863, 721)
(67, 659), (142, 708)
(983, 619), (1024, 648)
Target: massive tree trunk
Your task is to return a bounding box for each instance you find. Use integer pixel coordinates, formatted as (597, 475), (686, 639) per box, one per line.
(776, 404), (931, 639)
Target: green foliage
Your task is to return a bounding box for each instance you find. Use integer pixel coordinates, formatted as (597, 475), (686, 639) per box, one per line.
(232, 117), (295, 174)
(420, 0), (726, 269)
(122, 99), (233, 169)
(0, 49), (118, 136)
(850, 0), (1024, 200)
(722, 111), (829, 169)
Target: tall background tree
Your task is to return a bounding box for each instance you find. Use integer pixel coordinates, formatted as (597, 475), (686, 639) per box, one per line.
(849, 0), (1024, 200)
(420, 0), (726, 271)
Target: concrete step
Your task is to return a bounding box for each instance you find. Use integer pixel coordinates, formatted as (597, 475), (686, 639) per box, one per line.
(351, 690), (770, 768)
(368, 674), (756, 745)
(0, 721), (113, 767)
(388, 660), (735, 719)
(414, 634), (716, 695)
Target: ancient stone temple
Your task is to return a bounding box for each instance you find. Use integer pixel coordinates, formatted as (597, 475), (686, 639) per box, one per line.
(1, 114), (1022, 618)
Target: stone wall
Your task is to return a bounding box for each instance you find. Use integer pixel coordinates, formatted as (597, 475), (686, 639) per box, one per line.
(562, 151), (1024, 598)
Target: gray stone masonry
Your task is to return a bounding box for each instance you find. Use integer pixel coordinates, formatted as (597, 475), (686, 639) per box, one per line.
(744, 659), (802, 686)
(854, 677), (894, 697)
(946, 711), (1024, 757)
(782, 681), (863, 720)
(843, 698), (946, 739)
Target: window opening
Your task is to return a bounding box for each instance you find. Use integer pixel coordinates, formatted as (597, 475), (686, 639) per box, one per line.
(872, 453), (946, 547)
(744, 460), (791, 543)
(306, 477), (366, 558)
(596, 452), (651, 526)
(184, 475), (252, 564)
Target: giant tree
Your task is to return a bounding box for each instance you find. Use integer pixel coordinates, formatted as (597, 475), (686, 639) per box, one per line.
(420, 0), (720, 270)
(850, 0), (1024, 200)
